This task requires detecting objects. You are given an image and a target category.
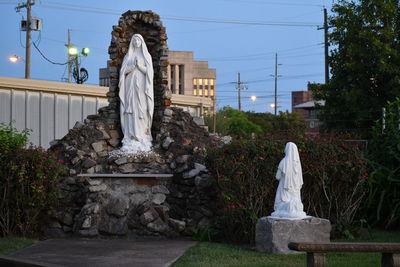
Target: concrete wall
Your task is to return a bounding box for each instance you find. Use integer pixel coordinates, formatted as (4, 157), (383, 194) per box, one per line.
(0, 77), (108, 148)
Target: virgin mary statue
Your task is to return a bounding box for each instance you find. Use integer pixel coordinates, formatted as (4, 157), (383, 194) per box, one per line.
(270, 142), (308, 219)
(119, 34), (154, 154)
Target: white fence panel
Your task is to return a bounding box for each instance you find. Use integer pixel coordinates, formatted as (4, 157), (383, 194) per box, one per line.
(26, 91), (40, 145)
(0, 77), (108, 149)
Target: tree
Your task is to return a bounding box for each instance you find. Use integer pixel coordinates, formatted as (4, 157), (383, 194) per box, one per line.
(205, 106), (262, 138)
(246, 111), (306, 136)
(205, 107), (306, 138)
(313, 0), (400, 137)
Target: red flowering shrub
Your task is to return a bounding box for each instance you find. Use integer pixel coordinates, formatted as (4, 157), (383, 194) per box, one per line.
(206, 133), (368, 243)
(0, 124), (66, 237)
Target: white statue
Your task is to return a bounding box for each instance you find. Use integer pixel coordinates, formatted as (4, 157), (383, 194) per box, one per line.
(119, 34), (154, 154)
(270, 142), (308, 219)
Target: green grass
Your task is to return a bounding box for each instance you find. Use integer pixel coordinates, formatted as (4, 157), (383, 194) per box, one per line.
(0, 237), (36, 255)
(174, 230), (400, 267)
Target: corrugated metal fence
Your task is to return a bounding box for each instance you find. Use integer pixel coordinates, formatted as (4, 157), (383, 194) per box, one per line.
(0, 77), (108, 149)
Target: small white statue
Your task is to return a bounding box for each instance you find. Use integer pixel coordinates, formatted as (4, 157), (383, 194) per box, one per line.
(119, 34), (154, 154)
(270, 142), (308, 219)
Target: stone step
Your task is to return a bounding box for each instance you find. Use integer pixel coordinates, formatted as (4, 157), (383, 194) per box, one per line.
(77, 173), (173, 178)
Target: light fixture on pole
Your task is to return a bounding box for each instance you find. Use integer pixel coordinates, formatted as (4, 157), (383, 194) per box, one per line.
(68, 46), (90, 84)
(250, 95), (257, 101)
(8, 55), (23, 63)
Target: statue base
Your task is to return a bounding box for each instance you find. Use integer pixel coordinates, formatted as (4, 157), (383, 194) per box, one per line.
(255, 216), (331, 254)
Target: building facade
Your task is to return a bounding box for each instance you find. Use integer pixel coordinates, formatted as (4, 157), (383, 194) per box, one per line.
(292, 90), (324, 133)
(99, 51), (216, 119)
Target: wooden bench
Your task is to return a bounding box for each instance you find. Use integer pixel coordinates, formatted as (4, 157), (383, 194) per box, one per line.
(288, 242), (400, 267)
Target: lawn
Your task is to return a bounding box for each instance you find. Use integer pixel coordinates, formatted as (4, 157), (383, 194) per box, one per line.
(174, 230), (400, 267)
(0, 237), (36, 255)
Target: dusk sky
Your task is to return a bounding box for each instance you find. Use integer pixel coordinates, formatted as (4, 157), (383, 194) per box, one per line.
(0, 0), (333, 113)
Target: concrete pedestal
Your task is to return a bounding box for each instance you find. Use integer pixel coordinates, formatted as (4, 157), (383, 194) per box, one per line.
(255, 216), (331, 254)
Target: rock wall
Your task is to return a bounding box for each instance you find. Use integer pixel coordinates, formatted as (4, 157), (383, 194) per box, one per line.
(47, 11), (218, 238)
(102, 10), (170, 137)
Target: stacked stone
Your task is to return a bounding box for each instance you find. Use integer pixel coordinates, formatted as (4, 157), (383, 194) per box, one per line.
(105, 10), (170, 135)
(47, 11), (218, 238)
(156, 107), (218, 234)
(72, 178), (179, 237)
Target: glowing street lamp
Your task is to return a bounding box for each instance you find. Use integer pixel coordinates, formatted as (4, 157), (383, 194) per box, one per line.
(81, 47), (90, 56)
(8, 55), (22, 63)
(270, 103), (276, 109)
(250, 95), (257, 101)
(68, 47), (78, 56)
(67, 46), (90, 84)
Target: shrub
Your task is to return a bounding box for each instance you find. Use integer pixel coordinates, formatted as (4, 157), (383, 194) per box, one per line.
(0, 124), (65, 237)
(206, 134), (368, 243)
(0, 122), (29, 152)
(366, 98), (400, 228)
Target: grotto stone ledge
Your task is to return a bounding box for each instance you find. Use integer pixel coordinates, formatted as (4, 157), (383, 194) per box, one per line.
(49, 173), (185, 238)
(78, 173), (173, 178)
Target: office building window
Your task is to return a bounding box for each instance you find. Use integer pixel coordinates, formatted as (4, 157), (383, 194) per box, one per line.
(179, 65), (184, 95)
(170, 65), (175, 93)
(204, 79), (208, 96)
(198, 78), (203, 90)
(193, 78), (197, 96)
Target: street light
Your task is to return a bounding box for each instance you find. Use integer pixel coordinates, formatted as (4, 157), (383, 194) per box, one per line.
(67, 46), (90, 84)
(250, 95), (257, 101)
(8, 55), (22, 63)
(81, 47), (90, 56)
(68, 47), (78, 56)
(270, 103), (276, 109)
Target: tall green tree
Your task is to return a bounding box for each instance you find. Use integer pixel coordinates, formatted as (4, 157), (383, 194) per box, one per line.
(313, 0), (400, 137)
(205, 107), (306, 138)
(205, 106), (262, 138)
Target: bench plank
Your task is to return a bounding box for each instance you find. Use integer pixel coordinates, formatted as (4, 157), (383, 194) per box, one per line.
(289, 242), (400, 267)
(289, 242), (400, 253)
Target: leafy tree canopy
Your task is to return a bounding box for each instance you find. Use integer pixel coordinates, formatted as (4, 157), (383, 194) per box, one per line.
(313, 0), (400, 137)
(205, 106), (305, 138)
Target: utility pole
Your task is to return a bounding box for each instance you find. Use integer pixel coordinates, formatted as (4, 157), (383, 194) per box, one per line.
(234, 72), (247, 111)
(66, 29), (72, 83)
(323, 7), (329, 84)
(16, 0), (35, 79)
(318, 7), (330, 84)
(270, 53), (281, 115)
(212, 96), (216, 133)
(274, 53), (278, 115)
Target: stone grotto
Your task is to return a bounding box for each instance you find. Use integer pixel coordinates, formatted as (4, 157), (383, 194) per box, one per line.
(46, 10), (218, 238)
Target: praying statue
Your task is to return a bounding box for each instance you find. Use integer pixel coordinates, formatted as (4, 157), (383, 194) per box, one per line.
(119, 34), (154, 154)
(270, 142), (308, 219)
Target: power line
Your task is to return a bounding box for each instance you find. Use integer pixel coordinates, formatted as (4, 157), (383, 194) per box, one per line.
(217, 0), (324, 7)
(197, 43), (322, 61)
(32, 41), (68, 65)
(37, 4), (321, 27)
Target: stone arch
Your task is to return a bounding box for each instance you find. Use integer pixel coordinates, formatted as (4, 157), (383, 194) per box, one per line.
(105, 10), (171, 139)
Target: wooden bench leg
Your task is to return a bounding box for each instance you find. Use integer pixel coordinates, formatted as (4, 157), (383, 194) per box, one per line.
(307, 252), (326, 267)
(382, 253), (400, 267)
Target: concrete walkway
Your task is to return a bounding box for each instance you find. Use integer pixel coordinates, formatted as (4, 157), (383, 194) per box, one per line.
(2, 238), (197, 267)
